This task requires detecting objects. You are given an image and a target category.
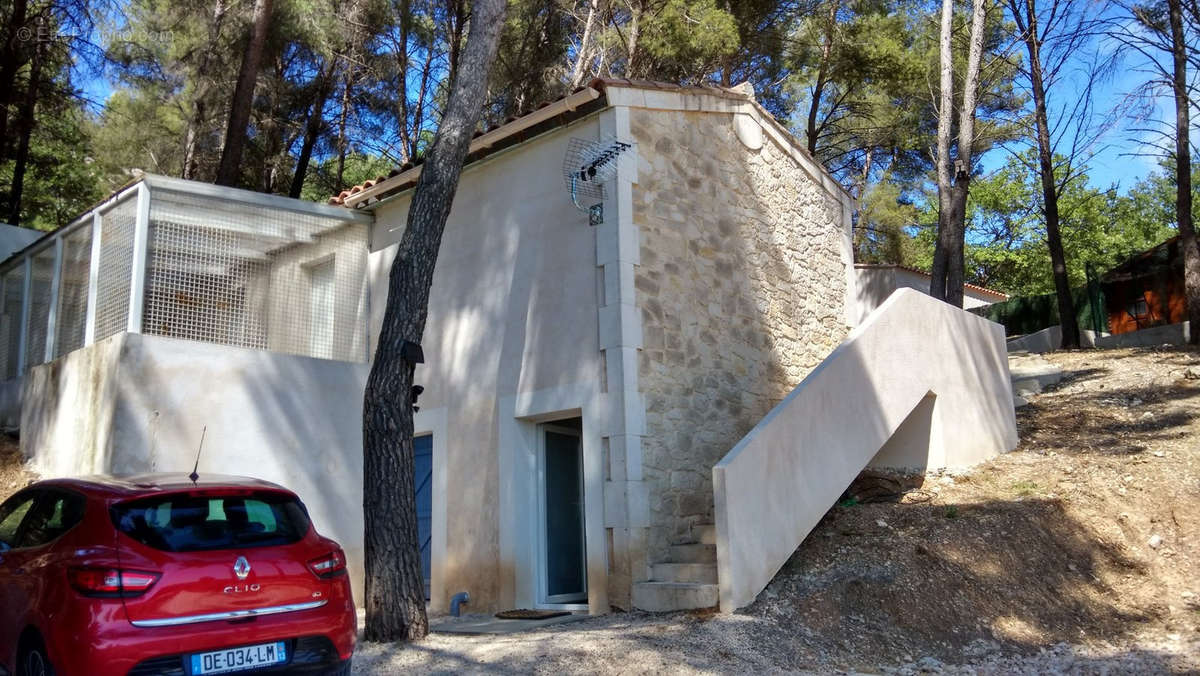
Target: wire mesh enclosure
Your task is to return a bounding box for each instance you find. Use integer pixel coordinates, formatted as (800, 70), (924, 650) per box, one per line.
(94, 196), (137, 342)
(55, 222), (92, 357)
(0, 264), (24, 379)
(0, 175), (371, 380)
(24, 246), (56, 369)
(143, 188), (368, 361)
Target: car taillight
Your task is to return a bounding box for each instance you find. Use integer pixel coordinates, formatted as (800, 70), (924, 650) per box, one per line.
(69, 567), (160, 597)
(307, 550), (346, 579)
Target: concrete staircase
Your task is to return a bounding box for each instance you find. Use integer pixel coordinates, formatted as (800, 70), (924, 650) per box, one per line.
(631, 524), (719, 611)
(710, 290), (1018, 612)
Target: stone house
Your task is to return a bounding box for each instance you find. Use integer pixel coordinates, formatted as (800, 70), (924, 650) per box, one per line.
(330, 78), (858, 613)
(3, 78), (1016, 617)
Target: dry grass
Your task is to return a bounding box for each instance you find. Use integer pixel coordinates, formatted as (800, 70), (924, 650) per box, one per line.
(750, 346), (1200, 671)
(0, 434), (32, 499)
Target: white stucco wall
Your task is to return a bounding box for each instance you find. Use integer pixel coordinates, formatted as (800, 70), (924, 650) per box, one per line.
(20, 333), (370, 600)
(855, 265), (1004, 324)
(366, 116), (609, 613)
(262, 223), (369, 361)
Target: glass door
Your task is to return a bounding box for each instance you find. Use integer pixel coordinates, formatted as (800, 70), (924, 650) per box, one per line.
(538, 424), (586, 605)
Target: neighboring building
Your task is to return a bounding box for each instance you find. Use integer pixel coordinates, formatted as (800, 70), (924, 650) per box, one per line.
(2, 78), (1016, 618)
(1100, 236), (1184, 335)
(854, 263), (1009, 324)
(0, 224), (42, 262)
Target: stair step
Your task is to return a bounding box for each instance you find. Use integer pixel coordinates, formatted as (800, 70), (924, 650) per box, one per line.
(693, 524), (717, 545)
(632, 581), (718, 612)
(651, 562), (717, 584)
(665, 543), (716, 563)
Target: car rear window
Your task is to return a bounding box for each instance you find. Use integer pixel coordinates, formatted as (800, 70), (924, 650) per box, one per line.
(111, 493), (311, 552)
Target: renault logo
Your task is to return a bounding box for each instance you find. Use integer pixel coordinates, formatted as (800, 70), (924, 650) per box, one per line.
(233, 556), (251, 580)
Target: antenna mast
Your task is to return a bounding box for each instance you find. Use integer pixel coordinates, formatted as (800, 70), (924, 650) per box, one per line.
(189, 426), (207, 483)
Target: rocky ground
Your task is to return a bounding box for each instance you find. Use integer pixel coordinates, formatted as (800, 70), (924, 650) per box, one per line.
(0, 433), (32, 496)
(2, 347), (1198, 673)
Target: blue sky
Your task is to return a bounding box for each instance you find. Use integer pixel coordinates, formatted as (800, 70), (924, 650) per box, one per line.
(74, 7), (1176, 198)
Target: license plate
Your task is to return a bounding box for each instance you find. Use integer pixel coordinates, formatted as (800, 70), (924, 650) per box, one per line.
(188, 641), (287, 675)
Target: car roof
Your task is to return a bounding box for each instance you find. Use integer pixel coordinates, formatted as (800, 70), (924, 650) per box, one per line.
(29, 473), (295, 500)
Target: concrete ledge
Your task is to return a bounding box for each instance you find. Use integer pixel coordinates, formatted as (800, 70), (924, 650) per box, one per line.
(1095, 321), (1190, 348)
(1006, 326), (1100, 353)
(631, 581), (717, 611)
(1007, 322), (1192, 353)
(20, 332), (370, 601)
(431, 613), (589, 635)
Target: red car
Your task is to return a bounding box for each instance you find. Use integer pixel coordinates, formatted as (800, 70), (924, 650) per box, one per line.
(0, 474), (355, 676)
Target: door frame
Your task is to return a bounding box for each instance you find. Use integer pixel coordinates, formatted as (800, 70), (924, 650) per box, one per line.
(412, 406), (447, 611)
(535, 423), (588, 609)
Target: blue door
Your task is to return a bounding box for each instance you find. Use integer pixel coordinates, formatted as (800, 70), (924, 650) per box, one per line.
(413, 434), (433, 598)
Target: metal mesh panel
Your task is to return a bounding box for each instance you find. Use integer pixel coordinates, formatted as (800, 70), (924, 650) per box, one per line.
(55, 224), (92, 357)
(0, 264), (25, 379)
(143, 189), (368, 361)
(94, 197), (136, 341)
(24, 247), (56, 369)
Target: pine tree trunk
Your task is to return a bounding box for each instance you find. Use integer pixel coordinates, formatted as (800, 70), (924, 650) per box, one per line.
(182, 0), (228, 181)
(215, 0), (274, 187)
(933, 0), (987, 308)
(396, 0), (412, 165)
(290, 66), (334, 198)
(1169, 0), (1200, 344)
(946, 178), (969, 307)
(446, 0), (468, 88)
(361, 0), (508, 643)
(6, 22), (41, 225)
(569, 0), (600, 89)
(805, 0), (839, 157)
(930, 0), (955, 300)
(0, 0), (30, 158)
(1017, 0), (1079, 348)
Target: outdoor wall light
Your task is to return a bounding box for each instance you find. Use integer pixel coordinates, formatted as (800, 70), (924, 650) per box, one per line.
(411, 385), (424, 413)
(401, 340), (425, 364)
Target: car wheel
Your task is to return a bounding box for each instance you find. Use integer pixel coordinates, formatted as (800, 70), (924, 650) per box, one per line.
(326, 658), (352, 676)
(17, 637), (56, 676)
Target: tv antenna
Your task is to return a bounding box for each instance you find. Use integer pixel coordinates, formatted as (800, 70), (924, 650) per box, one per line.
(189, 426), (207, 484)
(562, 136), (635, 214)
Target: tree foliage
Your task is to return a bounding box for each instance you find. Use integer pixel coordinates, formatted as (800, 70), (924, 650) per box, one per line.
(907, 153), (1187, 295)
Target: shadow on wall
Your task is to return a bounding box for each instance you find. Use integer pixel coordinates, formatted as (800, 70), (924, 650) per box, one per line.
(632, 106), (852, 565)
(22, 332), (370, 600)
(367, 124), (606, 610)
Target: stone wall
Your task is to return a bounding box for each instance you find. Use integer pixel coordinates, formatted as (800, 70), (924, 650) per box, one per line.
(629, 107), (850, 563)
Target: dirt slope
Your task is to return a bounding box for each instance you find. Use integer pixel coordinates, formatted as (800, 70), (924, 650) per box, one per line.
(747, 346), (1200, 672)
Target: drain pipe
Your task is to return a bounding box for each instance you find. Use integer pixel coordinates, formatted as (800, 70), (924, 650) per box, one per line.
(450, 591), (470, 617)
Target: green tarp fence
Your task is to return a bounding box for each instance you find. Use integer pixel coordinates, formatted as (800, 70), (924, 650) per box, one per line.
(969, 282), (1107, 337)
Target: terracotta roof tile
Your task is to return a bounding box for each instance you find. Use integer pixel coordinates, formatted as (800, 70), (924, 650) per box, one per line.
(855, 263), (1009, 299)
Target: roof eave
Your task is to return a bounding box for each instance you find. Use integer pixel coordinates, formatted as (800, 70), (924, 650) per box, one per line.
(342, 86), (604, 210)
